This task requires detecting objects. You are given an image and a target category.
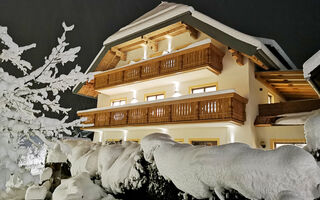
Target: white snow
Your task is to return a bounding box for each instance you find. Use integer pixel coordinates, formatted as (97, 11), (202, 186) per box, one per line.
(304, 110), (320, 152)
(25, 185), (47, 200)
(39, 167), (52, 183)
(275, 111), (314, 125)
(141, 133), (320, 200)
(46, 143), (67, 163)
(60, 139), (145, 194)
(103, 2), (193, 45)
(303, 50), (320, 78)
(52, 172), (106, 200)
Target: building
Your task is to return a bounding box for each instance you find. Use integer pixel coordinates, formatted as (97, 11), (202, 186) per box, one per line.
(73, 2), (320, 149)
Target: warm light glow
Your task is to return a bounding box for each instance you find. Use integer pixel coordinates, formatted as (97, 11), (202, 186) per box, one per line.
(98, 131), (103, 142)
(142, 44), (148, 60)
(123, 130), (128, 141)
(172, 82), (181, 97)
(227, 125), (235, 143)
(131, 90), (138, 103)
(166, 35), (173, 53)
(158, 128), (168, 134)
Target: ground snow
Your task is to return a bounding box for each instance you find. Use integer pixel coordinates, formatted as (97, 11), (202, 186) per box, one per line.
(39, 167), (52, 183)
(60, 140), (145, 194)
(52, 172), (106, 200)
(141, 133), (320, 200)
(98, 142), (144, 194)
(25, 185), (47, 200)
(46, 143), (67, 163)
(305, 110), (320, 152)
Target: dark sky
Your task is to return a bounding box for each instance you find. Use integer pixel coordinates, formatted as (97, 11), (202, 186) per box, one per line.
(0, 0), (319, 120)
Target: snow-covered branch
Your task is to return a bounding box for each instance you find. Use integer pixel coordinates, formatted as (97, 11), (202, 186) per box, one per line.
(0, 22), (91, 190)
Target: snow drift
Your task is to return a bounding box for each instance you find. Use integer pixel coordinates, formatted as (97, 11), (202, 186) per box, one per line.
(141, 133), (320, 200)
(60, 139), (146, 194)
(52, 172), (105, 200)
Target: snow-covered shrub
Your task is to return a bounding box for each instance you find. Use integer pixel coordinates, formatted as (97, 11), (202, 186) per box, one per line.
(141, 133), (320, 200)
(304, 110), (320, 161)
(52, 172), (106, 200)
(0, 22), (92, 193)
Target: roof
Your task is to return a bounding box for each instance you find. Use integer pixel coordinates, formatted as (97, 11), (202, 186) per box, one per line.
(74, 1), (296, 95)
(303, 50), (320, 78)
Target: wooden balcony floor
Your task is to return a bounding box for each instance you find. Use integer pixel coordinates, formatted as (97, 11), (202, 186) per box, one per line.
(78, 90), (248, 129)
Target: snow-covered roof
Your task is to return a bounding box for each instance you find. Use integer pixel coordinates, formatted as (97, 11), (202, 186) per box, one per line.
(303, 50), (320, 78)
(103, 2), (193, 45)
(74, 2), (296, 96)
(100, 2), (289, 69)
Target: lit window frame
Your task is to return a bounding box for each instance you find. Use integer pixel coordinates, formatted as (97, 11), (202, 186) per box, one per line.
(189, 83), (218, 94)
(111, 98), (127, 106)
(270, 139), (306, 149)
(267, 92), (274, 104)
(144, 92), (166, 102)
(188, 138), (220, 146)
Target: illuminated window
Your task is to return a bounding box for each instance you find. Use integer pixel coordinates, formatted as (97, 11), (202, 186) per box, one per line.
(146, 94), (164, 101)
(267, 93), (274, 104)
(111, 99), (126, 106)
(275, 143), (306, 149)
(189, 138), (219, 146)
(271, 139), (306, 149)
(191, 85), (216, 94)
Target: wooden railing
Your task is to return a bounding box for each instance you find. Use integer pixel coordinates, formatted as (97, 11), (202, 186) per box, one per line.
(78, 92), (248, 129)
(94, 43), (224, 90)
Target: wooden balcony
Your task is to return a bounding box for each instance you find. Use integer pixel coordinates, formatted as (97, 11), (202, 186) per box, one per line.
(78, 91), (248, 129)
(94, 43), (224, 90)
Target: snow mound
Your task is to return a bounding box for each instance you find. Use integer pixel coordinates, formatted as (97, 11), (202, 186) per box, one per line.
(25, 185), (47, 200)
(141, 133), (320, 200)
(98, 141), (145, 194)
(304, 109), (320, 152)
(52, 172), (106, 200)
(39, 167), (52, 183)
(46, 143), (67, 163)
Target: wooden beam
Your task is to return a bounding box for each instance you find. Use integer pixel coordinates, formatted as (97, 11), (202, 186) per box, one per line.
(255, 74), (286, 100)
(260, 75), (304, 80)
(184, 25), (199, 39)
(228, 49), (244, 66)
(258, 99), (320, 116)
(243, 54), (269, 70)
(111, 47), (126, 61)
(141, 36), (158, 52)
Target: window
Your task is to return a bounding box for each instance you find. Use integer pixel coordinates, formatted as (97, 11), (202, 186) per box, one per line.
(145, 93), (165, 101)
(189, 138), (219, 146)
(190, 84), (217, 94)
(274, 143), (306, 149)
(111, 99), (126, 106)
(267, 93), (274, 104)
(271, 139), (306, 149)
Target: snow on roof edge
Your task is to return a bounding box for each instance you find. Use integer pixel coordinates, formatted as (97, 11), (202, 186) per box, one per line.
(303, 50), (320, 78)
(103, 3), (194, 45)
(256, 37), (296, 69)
(191, 11), (285, 70)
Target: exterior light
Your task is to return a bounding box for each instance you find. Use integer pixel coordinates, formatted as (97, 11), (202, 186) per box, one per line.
(141, 44), (148, 60)
(131, 90), (138, 103)
(172, 82), (181, 97)
(165, 35), (173, 53)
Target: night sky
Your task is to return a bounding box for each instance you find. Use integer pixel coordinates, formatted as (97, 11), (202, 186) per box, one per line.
(0, 0), (319, 120)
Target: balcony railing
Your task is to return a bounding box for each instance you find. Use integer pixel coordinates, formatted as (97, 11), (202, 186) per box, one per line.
(78, 90), (248, 129)
(94, 43), (224, 90)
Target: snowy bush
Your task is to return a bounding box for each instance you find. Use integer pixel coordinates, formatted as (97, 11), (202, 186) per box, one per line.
(304, 110), (320, 161)
(141, 133), (320, 200)
(0, 22), (92, 194)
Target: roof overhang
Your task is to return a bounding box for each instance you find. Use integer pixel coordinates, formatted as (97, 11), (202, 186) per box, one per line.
(73, 2), (294, 96)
